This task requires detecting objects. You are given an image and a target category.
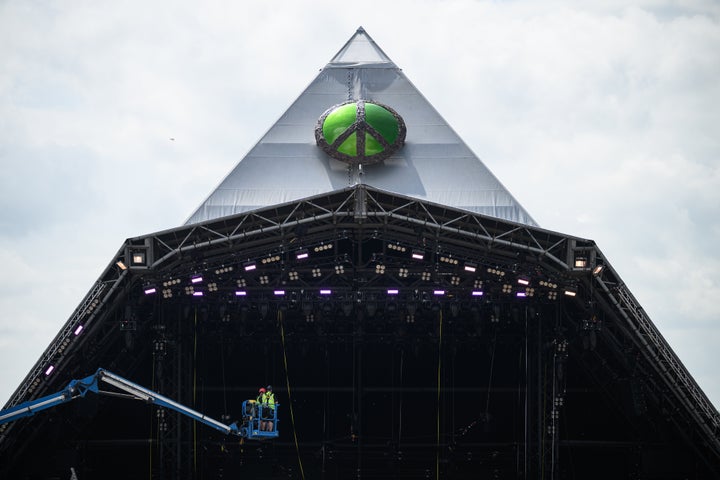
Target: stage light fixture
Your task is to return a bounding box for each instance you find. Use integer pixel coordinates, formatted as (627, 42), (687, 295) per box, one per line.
(74, 325), (84, 336)
(237, 278), (247, 287)
(261, 255), (281, 265)
(319, 289), (332, 295)
(45, 365), (55, 376)
(312, 268), (322, 278)
(464, 263), (477, 273)
(548, 291), (558, 300)
(574, 256), (588, 269)
(517, 277), (530, 286)
(207, 282), (218, 292)
(296, 249), (309, 260)
(471, 291), (484, 297)
(244, 262), (257, 272)
(564, 289), (577, 297)
(488, 267), (506, 277)
(116, 261), (128, 270)
(334, 265), (345, 274)
(235, 290), (247, 296)
(163, 278), (181, 287)
(215, 266), (234, 274)
(184, 286), (194, 295)
(440, 255), (459, 265)
(433, 290), (445, 296)
(516, 292), (527, 298)
(387, 289), (399, 295)
(539, 280), (558, 289)
(450, 276), (460, 286)
(593, 265), (604, 276)
(314, 243), (333, 252)
(192, 291), (203, 297)
(376, 264), (386, 274)
(144, 286), (157, 295)
(259, 275), (269, 285)
(421, 271), (431, 281)
(388, 243), (406, 252)
(411, 249), (424, 260)
(502, 284), (513, 294)
(191, 275), (203, 284)
(288, 271), (299, 281)
(162, 288), (173, 299)
(474, 279), (483, 289)
(274, 290), (285, 296)
(131, 252), (146, 266)
(399, 268), (409, 278)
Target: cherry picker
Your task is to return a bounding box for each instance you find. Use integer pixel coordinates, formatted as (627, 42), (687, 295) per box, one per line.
(0, 368), (278, 440)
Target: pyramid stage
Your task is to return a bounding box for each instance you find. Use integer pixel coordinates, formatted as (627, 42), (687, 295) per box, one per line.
(1, 29), (718, 479)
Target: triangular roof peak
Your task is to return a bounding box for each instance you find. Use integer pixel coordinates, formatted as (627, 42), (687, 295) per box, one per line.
(327, 26), (394, 67)
(186, 29), (537, 227)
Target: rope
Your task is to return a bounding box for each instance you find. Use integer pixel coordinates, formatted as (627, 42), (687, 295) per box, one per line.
(436, 309), (443, 480)
(279, 311), (306, 480)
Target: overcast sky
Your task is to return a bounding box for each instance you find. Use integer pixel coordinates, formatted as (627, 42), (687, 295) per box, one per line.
(1, 1), (719, 413)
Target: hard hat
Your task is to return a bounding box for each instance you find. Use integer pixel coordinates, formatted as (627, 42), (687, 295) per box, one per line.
(266, 385), (272, 391)
(259, 387), (266, 393)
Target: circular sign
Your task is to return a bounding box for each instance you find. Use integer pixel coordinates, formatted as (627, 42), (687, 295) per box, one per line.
(315, 100), (406, 165)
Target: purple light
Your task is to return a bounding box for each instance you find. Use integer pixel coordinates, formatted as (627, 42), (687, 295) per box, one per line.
(387, 289), (399, 295)
(191, 276), (203, 284)
(144, 287), (156, 295)
(516, 292), (527, 298)
(433, 290), (446, 296)
(319, 289), (332, 295)
(244, 263), (256, 272)
(296, 251), (309, 260)
(45, 365), (55, 376)
(274, 290), (285, 296)
(192, 291), (204, 297)
(411, 250), (424, 260)
(235, 291), (247, 296)
(471, 291), (484, 297)
(74, 325), (84, 336)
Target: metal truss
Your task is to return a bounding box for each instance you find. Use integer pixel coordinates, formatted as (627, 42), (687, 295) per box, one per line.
(3, 184), (719, 470)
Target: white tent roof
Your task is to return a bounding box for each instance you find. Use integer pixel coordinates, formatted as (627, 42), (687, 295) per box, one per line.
(186, 27), (537, 226)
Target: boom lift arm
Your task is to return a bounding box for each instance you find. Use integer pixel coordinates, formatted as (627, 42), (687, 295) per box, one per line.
(0, 368), (278, 440)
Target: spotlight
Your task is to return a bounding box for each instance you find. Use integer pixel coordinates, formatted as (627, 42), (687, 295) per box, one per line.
(411, 249), (424, 260)
(440, 255), (459, 265)
(433, 290), (445, 296)
(502, 284), (513, 294)
(450, 276), (460, 286)
(471, 291), (484, 297)
(237, 278), (247, 287)
(574, 256), (588, 269)
(592, 265), (604, 276)
(474, 279), (483, 289)
(388, 243), (406, 252)
(144, 286), (157, 295)
(399, 268), (409, 278)
(45, 365), (55, 376)
(192, 291), (203, 297)
(487, 267), (505, 277)
(296, 249), (309, 260)
(207, 282), (218, 292)
(259, 275), (269, 285)
(261, 255), (281, 265)
(288, 270), (299, 281)
(564, 288), (577, 297)
(116, 261), (128, 270)
(162, 288), (173, 298)
(314, 243), (333, 252)
(131, 252), (146, 266)
(421, 271), (431, 281)
(319, 289), (332, 295)
(464, 263), (477, 273)
(74, 325), (84, 336)
(387, 289), (399, 295)
(274, 290), (285, 296)
(376, 264), (386, 274)
(312, 268), (322, 277)
(244, 261), (257, 272)
(334, 265), (345, 274)
(516, 292), (527, 298)
(517, 277), (530, 286)
(191, 275), (203, 284)
(235, 291), (247, 296)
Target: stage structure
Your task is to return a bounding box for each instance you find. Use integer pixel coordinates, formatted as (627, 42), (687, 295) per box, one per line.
(1, 28), (719, 479)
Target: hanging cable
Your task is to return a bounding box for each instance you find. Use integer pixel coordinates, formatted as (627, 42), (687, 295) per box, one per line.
(193, 307), (198, 475)
(436, 309), (443, 480)
(278, 311), (306, 480)
(485, 329), (498, 420)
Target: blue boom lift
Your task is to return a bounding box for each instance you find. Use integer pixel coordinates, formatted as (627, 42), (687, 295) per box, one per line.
(0, 368), (278, 440)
